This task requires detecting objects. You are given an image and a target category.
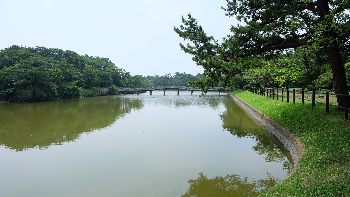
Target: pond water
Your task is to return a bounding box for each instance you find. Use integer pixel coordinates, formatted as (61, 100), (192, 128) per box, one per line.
(0, 91), (292, 197)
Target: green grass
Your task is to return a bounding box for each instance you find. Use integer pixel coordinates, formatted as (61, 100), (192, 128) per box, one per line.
(233, 90), (350, 196)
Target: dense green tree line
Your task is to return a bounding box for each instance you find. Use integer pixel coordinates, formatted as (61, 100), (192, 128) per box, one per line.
(0, 46), (206, 102)
(175, 0), (350, 106)
(143, 72), (203, 87)
(0, 45), (146, 102)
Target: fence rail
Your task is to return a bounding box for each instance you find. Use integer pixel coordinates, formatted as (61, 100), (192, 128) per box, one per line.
(247, 87), (350, 120)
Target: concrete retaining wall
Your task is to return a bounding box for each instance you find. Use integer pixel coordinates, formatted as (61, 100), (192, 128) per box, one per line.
(230, 94), (304, 177)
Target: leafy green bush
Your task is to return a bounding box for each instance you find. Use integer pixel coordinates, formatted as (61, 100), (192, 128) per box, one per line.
(108, 85), (119, 95)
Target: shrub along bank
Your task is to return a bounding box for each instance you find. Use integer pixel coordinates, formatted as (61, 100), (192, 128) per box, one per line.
(233, 90), (350, 196)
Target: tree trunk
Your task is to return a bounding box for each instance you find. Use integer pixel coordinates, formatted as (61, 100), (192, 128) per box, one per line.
(328, 45), (348, 108)
(318, 0), (349, 107)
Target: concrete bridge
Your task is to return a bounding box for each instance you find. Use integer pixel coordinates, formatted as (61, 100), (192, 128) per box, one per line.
(119, 87), (235, 95)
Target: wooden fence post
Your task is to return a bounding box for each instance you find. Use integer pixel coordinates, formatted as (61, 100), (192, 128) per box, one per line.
(273, 88), (275, 100)
(326, 92), (329, 114)
(266, 88), (268, 97)
(301, 89), (304, 104)
(345, 95), (349, 120)
(287, 89), (290, 103)
(312, 90), (315, 108)
(346, 108), (349, 120)
(277, 88), (279, 100)
(293, 89), (296, 104)
(282, 89), (284, 102)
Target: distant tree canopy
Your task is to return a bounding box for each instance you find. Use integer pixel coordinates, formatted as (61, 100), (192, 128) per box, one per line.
(0, 46), (205, 102)
(0, 45), (141, 102)
(175, 0), (350, 106)
(143, 72), (204, 87)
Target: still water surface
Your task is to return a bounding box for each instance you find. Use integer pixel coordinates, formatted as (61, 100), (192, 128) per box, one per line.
(0, 91), (291, 197)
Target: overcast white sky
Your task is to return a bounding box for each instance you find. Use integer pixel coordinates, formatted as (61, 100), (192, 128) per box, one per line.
(0, 0), (234, 76)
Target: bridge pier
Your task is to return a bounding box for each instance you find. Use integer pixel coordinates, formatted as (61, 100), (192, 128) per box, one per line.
(163, 89), (165, 95)
(150, 90), (152, 95)
(191, 90), (193, 95)
(177, 89), (179, 95)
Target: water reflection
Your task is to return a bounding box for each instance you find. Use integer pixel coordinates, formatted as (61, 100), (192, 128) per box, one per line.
(0, 94), (291, 197)
(170, 95), (221, 109)
(220, 96), (293, 169)
(0, 96), (142, 151)
(182, 173), (277, 197)
(130, 92), (222, 109)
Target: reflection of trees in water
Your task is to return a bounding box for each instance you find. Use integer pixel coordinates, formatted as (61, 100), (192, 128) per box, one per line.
(138, 94), (222, 109)
(220, 97), (293, 171)
(182, 173), (277, 197)
(0, 96), (143, 151)
(172, 95), (221, 109)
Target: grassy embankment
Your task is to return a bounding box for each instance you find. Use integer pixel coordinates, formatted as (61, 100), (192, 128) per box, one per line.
(233, 90), (350, 196)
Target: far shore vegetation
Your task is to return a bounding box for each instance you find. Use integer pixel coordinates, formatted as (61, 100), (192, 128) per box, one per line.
(0, 45), (203, 102)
